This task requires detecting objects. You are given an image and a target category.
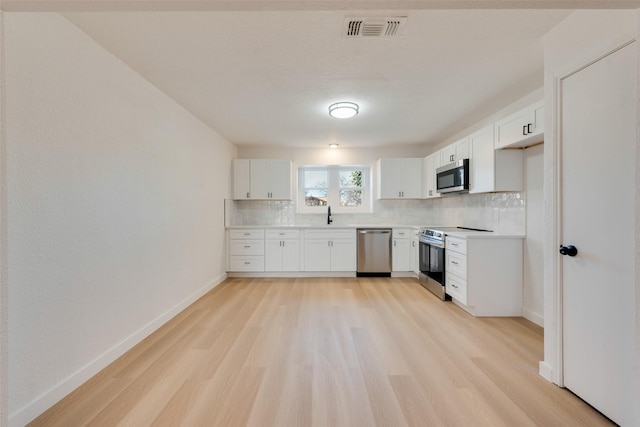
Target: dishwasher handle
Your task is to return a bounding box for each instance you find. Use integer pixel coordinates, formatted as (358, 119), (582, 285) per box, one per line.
(358, 229), (391, 234)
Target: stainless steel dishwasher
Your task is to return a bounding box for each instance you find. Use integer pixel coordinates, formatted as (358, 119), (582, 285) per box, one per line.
(357, 229), (392, 277)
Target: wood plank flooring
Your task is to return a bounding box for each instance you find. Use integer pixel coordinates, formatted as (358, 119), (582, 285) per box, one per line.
(30, 277), (613, 426)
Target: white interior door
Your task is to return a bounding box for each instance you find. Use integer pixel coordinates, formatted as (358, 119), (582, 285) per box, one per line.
(560, 41), (636, 425)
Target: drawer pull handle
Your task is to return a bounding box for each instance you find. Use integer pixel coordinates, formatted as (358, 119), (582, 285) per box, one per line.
(451, 260), (459, 265)
(451, 242), (458, 246)
(244, 262), (250, 265)
(452, 284), (459, 289)
(244, 245), (250, 248)
(243, 233), (250, 236)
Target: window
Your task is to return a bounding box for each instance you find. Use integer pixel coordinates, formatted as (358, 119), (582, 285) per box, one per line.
(298, 165), (371, 213)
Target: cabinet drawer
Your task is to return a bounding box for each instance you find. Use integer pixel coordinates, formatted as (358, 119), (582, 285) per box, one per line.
(230, 240), (264, 256)
(446, 273), (468, 305)
(305, 229), (355, 240)
(393, 228), (411, 239)
(446, 251), (467, 279)
(230, 256), (265, 272)
(265, 229), (300, 239)
(446, 237), (467, 254)
(229, 229), (265, 239)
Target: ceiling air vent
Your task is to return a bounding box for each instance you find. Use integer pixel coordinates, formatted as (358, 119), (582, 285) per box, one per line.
(344, 17), (407, 37)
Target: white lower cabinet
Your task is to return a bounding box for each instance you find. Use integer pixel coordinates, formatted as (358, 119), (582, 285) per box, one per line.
(304, 229), (356, 272)
(411, 228), (420, 275)
(228, 229), (265, 272)
(392, 228), (411, 272)
(445, 235), (523, 316)
(265, 230), (300, 272)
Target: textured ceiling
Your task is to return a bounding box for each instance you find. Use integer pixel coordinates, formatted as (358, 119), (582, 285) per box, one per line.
(9, 2), (631, 148)
(57, 8), (579, 148)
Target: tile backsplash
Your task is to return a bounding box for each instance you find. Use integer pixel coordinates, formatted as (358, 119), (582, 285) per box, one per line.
(225, 192), (525, 234)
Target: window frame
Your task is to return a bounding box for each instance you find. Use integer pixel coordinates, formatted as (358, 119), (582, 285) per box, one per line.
(297, 165), (372, 214)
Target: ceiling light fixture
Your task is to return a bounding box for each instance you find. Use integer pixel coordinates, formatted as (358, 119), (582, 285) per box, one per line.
(329, 143), (339, 148)
(329, 102), (359, 119)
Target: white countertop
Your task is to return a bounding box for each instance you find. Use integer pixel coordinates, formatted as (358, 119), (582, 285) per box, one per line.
(226, 224), (523, 238)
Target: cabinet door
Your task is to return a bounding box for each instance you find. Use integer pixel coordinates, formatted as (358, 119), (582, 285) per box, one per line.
(494, 101), (544, 149)
(455, 138), (469, 160)
(281, 239), (300, 271)
(330, 239), (356, 271)
(249, 159), (270, 199)
(304, 239), (331, 271)
(392, 239), (411, 272)
(377, 158), (404, 199)
(402, 158), (423, 198)
(264, 239), (283, 271)
(440, 145), (455, 165)
(424, 153), (441, 198)
(411, 238), (420, 274)
(268, 159), (292, 200)
(233, 159), (251, 199)
(469, 125), (495, 194)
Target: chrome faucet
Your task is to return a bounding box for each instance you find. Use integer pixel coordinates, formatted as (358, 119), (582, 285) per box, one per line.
(327, 205), (333, 225)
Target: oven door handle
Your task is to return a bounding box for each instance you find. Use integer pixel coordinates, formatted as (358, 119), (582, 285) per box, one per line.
(419, 237), (445, 248)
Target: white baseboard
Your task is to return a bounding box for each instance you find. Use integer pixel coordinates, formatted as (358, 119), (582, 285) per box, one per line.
(539, 361), (554, 382)
(521, 307), (544, 327)
(9, 273), (227, 427)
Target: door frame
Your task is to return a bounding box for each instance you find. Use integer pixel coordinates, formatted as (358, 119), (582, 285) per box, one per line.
(547, 36), (637, 389)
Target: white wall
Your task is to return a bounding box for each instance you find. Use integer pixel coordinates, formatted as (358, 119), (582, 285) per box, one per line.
(522, 144), (543, 325)
(4, 13), (236, 426)
(542, 8), (638, 425)
(0, 11), (8, 427)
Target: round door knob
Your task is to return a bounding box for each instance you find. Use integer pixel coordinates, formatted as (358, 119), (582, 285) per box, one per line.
(559, 245), (578, 257)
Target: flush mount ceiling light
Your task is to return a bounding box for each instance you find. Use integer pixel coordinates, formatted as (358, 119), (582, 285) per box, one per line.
(328, 102), (359, 119)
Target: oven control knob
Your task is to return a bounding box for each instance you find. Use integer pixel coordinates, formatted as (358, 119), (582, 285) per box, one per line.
(559, 245), (578, 257)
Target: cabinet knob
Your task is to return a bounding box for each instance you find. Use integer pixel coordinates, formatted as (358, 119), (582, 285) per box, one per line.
(559, 245), (578, 257)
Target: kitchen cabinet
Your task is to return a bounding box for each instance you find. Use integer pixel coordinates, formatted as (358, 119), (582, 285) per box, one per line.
(423, 153), (441, 199)
(304, 229), (356, 272)
(440, 136), (469, 165)
(469, 125), (523, 193)
(445, 235), (522, 316)
(233, 159), (292, 200)
(409, 228), (420, 275)
(494, 100), (544, 149)
(392, 228), (411, 272)
(376, 158), (423, 199)
(228, 229), (265, 272)
(265, 229), (300, 272)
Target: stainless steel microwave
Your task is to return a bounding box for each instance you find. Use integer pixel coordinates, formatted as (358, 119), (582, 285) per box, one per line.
(436, 158), (469, 194)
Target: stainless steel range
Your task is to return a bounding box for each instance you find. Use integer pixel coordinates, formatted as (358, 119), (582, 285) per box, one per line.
(418, 226), (492, 300)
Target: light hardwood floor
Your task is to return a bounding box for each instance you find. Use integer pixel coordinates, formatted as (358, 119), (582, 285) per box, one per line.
(30, 277), (613, 426)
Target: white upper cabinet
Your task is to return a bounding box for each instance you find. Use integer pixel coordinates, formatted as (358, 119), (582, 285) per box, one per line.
(494, 100), (544, 149)
(377, 158), (423, 199)
(440, 136), (469, 165)
(469, 125), (523, 194)
(233, 159), (292, 200)
(423, 153), (441, 199)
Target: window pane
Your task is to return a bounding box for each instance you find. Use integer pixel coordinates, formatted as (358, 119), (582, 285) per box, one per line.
(339, 170), (363, 188)
(339, 189), (362, 207)
(304, 170), (327, 189)
(305, 189), (327, 206)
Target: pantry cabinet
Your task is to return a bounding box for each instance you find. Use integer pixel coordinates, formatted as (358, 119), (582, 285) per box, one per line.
(233, 159), (292, 200)
(494, 100), (544, 149)
(469, 125), (523, 193)
(376, 158), (423, 199)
